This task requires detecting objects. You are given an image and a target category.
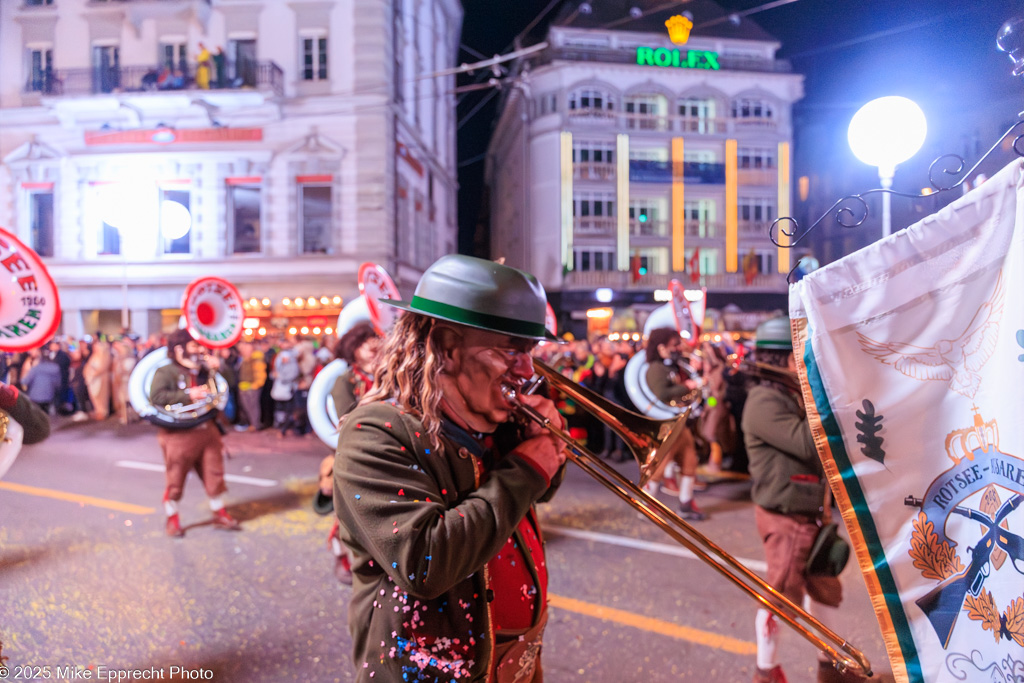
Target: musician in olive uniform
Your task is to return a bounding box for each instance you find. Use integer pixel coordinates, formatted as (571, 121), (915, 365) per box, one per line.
(318, 320), (382, 584)
(644, 327), (706, 520)
(742, 316), (866, 683)
(150, 329), (240, 537)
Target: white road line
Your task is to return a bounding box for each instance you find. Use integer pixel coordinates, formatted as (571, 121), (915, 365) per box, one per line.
(115, 460), (279, 488)
(545, 525), (768, 573)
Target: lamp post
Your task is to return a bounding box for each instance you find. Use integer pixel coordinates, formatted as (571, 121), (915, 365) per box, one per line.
(847, 96), (927, 238)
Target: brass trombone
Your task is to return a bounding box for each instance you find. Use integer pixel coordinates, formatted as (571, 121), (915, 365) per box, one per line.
(507, 359), (872, 677)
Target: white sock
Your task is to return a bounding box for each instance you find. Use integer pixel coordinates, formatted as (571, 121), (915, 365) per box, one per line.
(164, 499), (178, 516)
(208, 497), (225, 512)
(664, 461), (678, 480)
(643, 480), (659, 495)
(755, 608), (779, 670)
(330, 537), (344, 557)
(679, 475), (695, 504)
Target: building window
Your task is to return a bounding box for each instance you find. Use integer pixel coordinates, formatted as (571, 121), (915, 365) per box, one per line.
(25, 0), (54, 5)
(624, 94), (667, 129)
(738, 197), (775, 223)
(229, 185), (261, 254)
(300, 185), (332, 254)
(28, 191), (54, 258)
(731, 98), (774, 119)
(98, 220), (120, 256)
(738, 147), (775, 169)
(160, 42), (187, 72)
(302, 36), (328, 81)
(573, 195), (614, 217)
(92, 45), (120, 94)
(568, 88), (614, 112)
(572, 248), (615, 271)
(26, 48), (54, 93)
(160, 189), (192, 255)
(572, 141), (615, 164)
(632, 247), (669, 275)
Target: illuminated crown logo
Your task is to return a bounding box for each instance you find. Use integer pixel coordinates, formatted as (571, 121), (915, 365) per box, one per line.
(944, 407), (999, 465)
(665, 15), (694, 45)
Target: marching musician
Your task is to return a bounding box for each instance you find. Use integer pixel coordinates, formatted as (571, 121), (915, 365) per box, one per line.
(742, 317), (865, 683)
(149, 329), (241, 538)
(332, 254), (567, 682)
(644, 327), (706, 521)
(315, 320), (382, 585)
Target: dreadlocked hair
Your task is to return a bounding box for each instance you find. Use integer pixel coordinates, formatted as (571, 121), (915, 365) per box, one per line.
(359, 312), (447, 448)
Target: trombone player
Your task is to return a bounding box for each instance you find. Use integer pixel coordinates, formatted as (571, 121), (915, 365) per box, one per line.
(333, 255), (567, 682)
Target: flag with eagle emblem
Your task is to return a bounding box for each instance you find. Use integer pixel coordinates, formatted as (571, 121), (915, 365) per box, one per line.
(789, 159), (1024, 683)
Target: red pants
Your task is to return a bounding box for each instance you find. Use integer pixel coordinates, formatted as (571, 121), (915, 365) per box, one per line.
(755, 505), (842, 608)
(158, 421), (226, 501)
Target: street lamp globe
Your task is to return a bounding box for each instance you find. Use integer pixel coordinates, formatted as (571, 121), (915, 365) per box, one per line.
(848, 96), (927, 237)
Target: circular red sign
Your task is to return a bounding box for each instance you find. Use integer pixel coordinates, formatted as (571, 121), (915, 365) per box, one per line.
(357, 262), (401, 335)
(0, 227), (61, 352)
(182, 276), (244, 349)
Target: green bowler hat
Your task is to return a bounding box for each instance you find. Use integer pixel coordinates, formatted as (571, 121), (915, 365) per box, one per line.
(380, 255), (558, 341)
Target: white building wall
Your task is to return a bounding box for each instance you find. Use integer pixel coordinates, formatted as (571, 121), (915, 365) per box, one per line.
(0, 0), (462, 339)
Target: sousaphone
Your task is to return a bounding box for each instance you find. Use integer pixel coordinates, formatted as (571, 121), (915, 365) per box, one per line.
(128, 276), (241, 429)
(308, 263), (401, 450)
(0, 227), (60, 479)
(624, 280), (703, 419)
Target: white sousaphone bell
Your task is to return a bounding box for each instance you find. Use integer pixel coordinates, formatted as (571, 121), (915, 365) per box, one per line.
(0, 226), (60, 480)
(624, 280), (704, 420)
(307, 263), (401, 450)
(128, 276), (241, 429)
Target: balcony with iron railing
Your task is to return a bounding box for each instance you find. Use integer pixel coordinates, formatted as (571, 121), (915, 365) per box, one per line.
(737, 168), (777, 186)
(561, 269), (789, 292)
(629, 219), (669, 238)
(574, 162), (616, 181)
(22, 60), (283, 99)
(565, 109), (780, 135)
(574, 217), (617, 236)
(738, 220), (775, 238)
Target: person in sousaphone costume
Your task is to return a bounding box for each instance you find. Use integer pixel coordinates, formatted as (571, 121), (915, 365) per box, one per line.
(644, 327), (707, 521)
(150, 329), (241, 537)
(314, 320), (382, 585)
(333, 255), (567, 682)
(742, 316), (868, 683)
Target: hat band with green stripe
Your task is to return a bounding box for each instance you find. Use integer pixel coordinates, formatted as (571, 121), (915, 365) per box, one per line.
(410, 296), (550, 339)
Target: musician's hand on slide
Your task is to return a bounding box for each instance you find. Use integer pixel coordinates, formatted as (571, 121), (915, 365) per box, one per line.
(512, 393), (567, 481)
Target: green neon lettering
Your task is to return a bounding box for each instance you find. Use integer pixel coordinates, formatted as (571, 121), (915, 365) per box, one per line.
(636, 47), (654, 66)
(653, 48), (672, 67)
(703, 51), (720, 70)
(671, 49), (680, 67)
(687, 51), (698, 68)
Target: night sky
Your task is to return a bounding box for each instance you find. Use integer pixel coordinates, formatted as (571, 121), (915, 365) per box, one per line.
(456, 0), (1023, 257)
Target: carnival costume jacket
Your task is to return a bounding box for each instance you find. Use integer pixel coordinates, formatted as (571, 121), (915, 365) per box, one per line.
(742, 383), (824, 516)
(645, 360), (693, 405)
(333, 401), (561, 682)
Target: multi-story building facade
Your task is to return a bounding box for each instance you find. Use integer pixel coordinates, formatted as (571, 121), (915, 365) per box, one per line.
(0, 0), (462, 339)
(487, 0), (805, 335)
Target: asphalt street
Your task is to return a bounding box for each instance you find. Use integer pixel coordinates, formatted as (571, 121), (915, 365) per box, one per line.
(0, 416), (895, 682)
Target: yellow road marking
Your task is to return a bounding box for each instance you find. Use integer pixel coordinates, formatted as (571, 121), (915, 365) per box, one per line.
(549, 593), (756, 655)
(0, 481), (155, 515)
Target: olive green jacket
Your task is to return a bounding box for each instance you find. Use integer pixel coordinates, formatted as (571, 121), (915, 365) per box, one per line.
(646, 360), (692, 404)
(149, 363), (192, 408)
(333, 401), (560, 682)
(741, 383), (824, 516)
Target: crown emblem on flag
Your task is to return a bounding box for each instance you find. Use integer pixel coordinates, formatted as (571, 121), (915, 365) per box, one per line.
(665, 15), (694, 44)
(944, 408), (999, 466)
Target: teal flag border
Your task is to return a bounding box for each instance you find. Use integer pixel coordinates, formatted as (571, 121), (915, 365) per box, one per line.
(803, 337), (923, 683)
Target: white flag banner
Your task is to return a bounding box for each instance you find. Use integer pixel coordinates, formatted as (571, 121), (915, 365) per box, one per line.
(790, 159), (1024, 683)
